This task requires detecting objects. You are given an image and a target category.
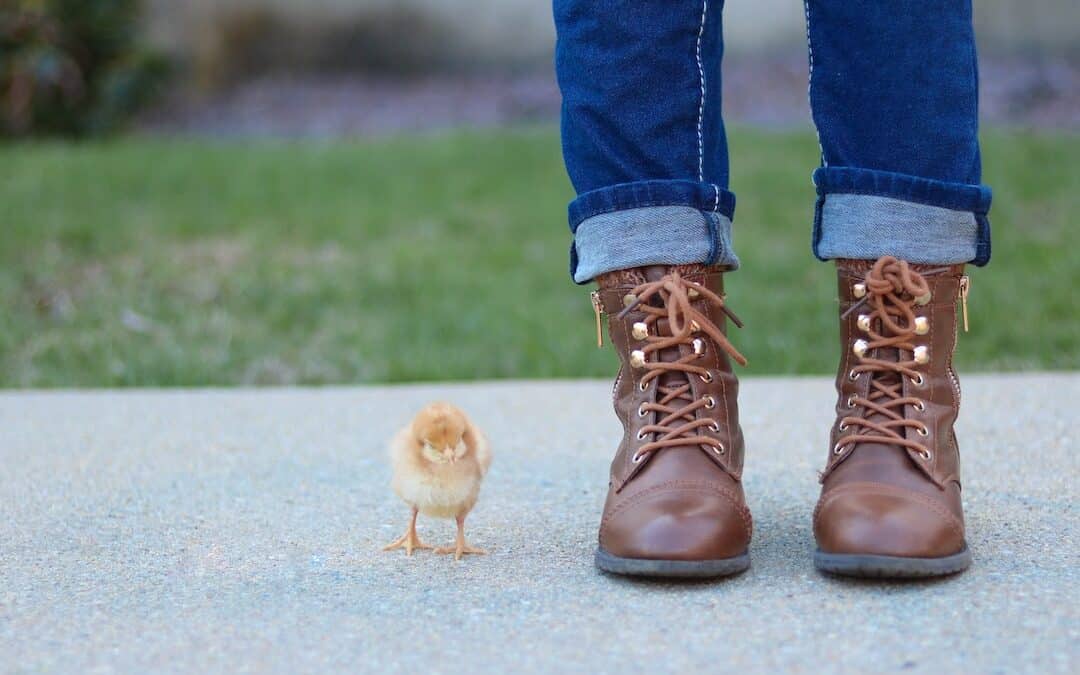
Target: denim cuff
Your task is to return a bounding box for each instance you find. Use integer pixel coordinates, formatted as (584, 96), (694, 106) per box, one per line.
(571, 206), (738, 284)
(568, 179), (736, 230)
(811, 167), (992, 266)
(568, 179), (737, 283)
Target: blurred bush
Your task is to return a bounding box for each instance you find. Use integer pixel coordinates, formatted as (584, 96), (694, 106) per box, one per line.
(0, 0), (168, 137)
(188, 3), (445, 90)
(142, 0), (553, 92)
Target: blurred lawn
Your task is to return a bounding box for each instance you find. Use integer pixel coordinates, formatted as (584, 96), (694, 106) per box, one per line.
(1, 128), (1076, 387)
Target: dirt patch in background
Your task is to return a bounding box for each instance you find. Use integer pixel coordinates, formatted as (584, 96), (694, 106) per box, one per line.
(138, 54), (1079, 137)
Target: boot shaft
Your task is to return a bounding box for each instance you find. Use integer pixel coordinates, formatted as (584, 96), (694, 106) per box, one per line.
(594, 264), (745, 486)
(829, 257), (969, 487)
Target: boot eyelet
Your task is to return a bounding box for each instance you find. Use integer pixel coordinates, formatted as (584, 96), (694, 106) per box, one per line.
(833, 442), (847, 455)
(699, 371), (713, 383)
(704, 395), (716, 409)
(838, 422), (849, 431)
(708, 421), (720, 432)
(712, 443), (725, 455)
(916, 424), (929, 437)
(910, 373), (925, 387)
(636, 430), (647, 441)
(846, 394), (857, 407)
(919, 450), (932, 461)
(913, 400), (926, 412)
(637, 403), (648, 417)
(692, 338), (706, 356)
(631, 451), (644, 464)
(638, 380), (648, 392)
(848, 369), (860, 381)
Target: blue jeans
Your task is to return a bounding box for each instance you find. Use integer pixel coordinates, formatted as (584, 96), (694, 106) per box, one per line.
(555, 0), (992, 283)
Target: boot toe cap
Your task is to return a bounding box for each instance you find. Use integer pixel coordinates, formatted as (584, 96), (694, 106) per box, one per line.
(814, 482), (965, 558)
(600, 486), (751, 561)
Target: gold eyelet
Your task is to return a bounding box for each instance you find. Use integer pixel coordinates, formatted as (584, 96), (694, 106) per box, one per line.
(631, 322), (649, 340)
(913, 345), (929, 364)
(708, 421), (720, 432)
(704, 395), (716, 409)
(914, 291), (932, 306)
(638, 380), (648, 392)
(849, 369), (860, 381)
(853, 339), (869, 357)
(622, 293), (637, 308)
(913, 401), (926, 412)
(916, 424), (929, 437)
(914, 316), (929, 335)
(699, 371), (713, 383)
(919, 450), (932, 461)
(712, 443), (725, 455)
(852, 283), (866, 298)
(910, 373), (925, 387)
(629, 350), (647, 368)
(692, 338), (706, 356)
(846, 394), (857, 407)
(856, 314), (871, 332)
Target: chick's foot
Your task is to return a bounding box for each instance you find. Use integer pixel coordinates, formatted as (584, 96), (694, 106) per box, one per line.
(436, 517), (486, 560)
(382, 509), (433, 556)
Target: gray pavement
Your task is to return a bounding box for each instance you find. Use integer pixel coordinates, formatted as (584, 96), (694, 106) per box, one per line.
(1, 374), (1077, 674)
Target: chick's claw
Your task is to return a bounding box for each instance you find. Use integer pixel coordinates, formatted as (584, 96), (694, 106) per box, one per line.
(435, 542), (487, 561)
(382, 508), (433, 556)
(382, 531), (434, 556)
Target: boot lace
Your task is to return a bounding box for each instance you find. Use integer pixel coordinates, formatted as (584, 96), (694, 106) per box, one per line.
(836, 256), (936, 461)
(617, 271), (746, 463)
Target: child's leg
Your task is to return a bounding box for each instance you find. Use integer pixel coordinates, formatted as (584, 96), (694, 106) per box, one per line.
(556, 0), (738, 284)
(804, 0), (988, 577)
(805, 0), (991, 266)
(556, 0), (752, 578)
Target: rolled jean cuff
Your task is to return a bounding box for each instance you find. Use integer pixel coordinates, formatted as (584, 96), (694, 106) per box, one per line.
(811, 167), (992, 267)
(569, 180), (737, 284)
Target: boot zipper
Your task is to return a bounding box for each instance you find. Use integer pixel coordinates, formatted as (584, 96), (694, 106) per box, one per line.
(949, 276), (969, 411)
(590, 290), (604, 348)
(958, 275), (970, 332)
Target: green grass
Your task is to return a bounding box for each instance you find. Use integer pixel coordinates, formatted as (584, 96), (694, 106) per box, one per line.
(1, 128), (1076, 386)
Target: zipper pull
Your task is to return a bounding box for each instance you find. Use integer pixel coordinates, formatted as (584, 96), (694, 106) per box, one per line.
(590, 290), (604, 348)
(958, 275), (970, 332)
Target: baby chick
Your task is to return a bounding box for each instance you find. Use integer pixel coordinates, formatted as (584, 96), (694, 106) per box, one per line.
(383, 402), (492, 560)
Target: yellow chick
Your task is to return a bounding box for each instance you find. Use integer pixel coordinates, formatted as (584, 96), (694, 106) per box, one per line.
(383, 402), (492, 560)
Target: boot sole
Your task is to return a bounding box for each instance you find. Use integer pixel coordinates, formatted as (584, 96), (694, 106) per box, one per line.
(814, 545), (972, 579)
(595, 548), (750, 579)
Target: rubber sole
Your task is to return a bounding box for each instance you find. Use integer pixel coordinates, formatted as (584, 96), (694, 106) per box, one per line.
(814, 545), (972, 579)
(595, 548), (750, 579)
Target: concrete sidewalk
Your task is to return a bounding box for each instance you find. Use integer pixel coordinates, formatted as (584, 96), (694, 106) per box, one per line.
(1, 375), (1076, 673)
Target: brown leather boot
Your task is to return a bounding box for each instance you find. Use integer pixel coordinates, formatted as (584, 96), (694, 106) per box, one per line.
(814, 255), (973, 577)
(591, 264), (751, 577)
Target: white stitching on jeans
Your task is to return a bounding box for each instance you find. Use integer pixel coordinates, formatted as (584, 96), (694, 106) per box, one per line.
(713, 184), (719, 212)
(695, 0), (708, 182)
(803, 0), (826, 167)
